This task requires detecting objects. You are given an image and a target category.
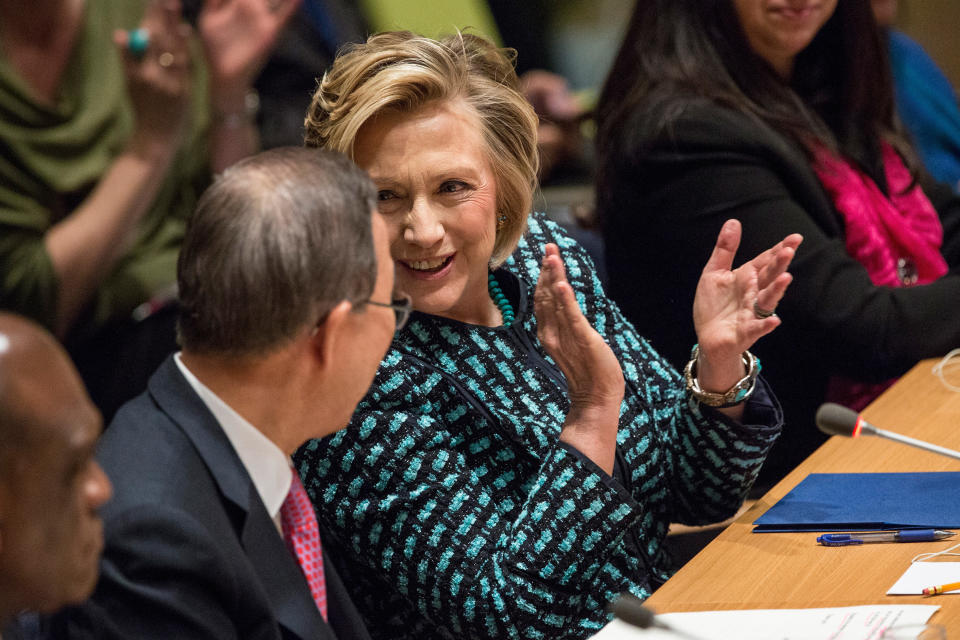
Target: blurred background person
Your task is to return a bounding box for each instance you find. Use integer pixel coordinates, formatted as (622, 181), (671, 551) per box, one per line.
(0, 313), (112, 638)
(298, 31), (800, 639)
(872, 0), (960, 191)
(238, 0), (368, 149)
(251, 0), (602, 180)
(596, 0), (960, 487)
(0, 0), (296, 420)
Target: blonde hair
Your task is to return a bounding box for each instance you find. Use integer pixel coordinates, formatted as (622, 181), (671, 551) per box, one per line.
(304, 31), (539, 266)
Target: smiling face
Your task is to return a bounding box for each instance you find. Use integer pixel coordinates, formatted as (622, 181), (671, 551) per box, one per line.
(732, 0), (839, 77)
(354, 100), (501, 326)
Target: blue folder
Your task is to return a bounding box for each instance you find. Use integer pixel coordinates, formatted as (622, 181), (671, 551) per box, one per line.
(753, 472), (960, 532)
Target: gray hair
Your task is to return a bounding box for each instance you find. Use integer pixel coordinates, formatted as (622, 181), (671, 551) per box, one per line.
(176, 147), (378, 357)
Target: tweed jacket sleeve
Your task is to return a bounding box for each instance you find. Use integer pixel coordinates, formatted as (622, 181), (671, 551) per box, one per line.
(526, 216), (780, 526)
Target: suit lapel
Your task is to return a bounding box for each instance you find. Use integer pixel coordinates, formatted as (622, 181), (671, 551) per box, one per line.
(147, 357), (331, 640)
(324, 555), (373, 640)
(239, 493), (336, 640)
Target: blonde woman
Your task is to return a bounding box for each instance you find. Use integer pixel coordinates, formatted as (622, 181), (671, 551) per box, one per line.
(295, 31), (801, 639)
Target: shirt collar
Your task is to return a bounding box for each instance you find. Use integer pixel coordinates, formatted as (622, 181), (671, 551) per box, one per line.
(174, 353), (292, 526)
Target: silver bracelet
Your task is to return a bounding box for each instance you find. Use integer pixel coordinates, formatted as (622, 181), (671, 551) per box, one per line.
(683, 344), (760, 408)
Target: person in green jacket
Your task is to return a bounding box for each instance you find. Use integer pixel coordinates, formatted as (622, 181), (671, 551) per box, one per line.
(0, 0), (297, 418)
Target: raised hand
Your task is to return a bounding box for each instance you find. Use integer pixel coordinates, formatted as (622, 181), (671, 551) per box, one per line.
(114, 0), (194, 156)
(535, 244), (623, 473)
(198, 0), (300, 107)
(693, 219), (802, 397)
(520, 70), (584, 179)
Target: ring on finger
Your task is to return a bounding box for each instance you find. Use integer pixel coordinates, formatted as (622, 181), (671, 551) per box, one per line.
(753, 299), (776, 319)
(158, 52), (175, 68)
(127, 28), (150, 60)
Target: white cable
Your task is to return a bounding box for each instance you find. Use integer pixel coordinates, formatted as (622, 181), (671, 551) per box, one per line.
(931, 348), (960, 393)
(912, 541), (960, 564)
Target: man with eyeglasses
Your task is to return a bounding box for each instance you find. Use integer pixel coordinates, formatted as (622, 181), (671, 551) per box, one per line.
(56, 148), (397, 640)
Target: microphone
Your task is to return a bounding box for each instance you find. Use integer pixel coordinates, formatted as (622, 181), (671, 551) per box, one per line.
(608, 594), (704, 640)
(609, 594), (658, 629)
(815, 403), (960, 461)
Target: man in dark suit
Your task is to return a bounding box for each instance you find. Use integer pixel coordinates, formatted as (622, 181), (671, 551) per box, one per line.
(0, 313), (113, 639)
(59, 148), (400, 639)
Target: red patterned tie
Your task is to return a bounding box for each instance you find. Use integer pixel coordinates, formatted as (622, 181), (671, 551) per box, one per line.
(280, 468), (327, 620)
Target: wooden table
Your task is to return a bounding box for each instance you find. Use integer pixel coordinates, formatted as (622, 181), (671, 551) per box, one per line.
(645, 358), (960, 627)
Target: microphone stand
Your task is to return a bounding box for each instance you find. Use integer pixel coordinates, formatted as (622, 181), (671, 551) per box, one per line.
(860, 423), (960, 461)
(815, 402), (960, 462)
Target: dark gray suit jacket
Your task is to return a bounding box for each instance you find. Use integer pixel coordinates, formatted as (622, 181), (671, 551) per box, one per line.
(57, 356), (371, 639)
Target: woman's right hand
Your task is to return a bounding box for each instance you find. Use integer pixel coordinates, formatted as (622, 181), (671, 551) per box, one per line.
(114, 0), (193, 157)
(535, 244), (624, 474)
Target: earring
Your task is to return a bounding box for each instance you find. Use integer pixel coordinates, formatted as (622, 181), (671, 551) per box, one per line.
(496, 214), (507, 230)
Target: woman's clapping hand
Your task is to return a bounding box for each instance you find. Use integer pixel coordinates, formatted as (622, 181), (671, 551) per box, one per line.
(535, 244), (624, 474)
(693, 219), (802, 411)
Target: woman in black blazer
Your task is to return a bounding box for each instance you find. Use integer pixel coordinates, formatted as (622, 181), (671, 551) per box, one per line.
(595, 0), (960, 484)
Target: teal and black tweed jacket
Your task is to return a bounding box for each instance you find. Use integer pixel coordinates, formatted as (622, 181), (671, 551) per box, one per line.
(295, 213), (783, 640)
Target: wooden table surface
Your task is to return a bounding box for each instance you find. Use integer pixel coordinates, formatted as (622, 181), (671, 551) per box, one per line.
(644, 357), (960, 627)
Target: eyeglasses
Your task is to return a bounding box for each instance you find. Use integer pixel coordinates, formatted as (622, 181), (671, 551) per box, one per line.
(364, 295), (412, 331)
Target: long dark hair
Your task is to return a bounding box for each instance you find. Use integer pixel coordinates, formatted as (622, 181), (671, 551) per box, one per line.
(596, 0), (916, 192)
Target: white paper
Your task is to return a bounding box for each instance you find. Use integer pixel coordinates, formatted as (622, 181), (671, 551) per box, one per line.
(888, 561), (960, 595)
(589, 605), (939, 640)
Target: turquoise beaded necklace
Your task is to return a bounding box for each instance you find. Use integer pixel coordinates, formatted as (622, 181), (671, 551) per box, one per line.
(488, 272), (515, 325)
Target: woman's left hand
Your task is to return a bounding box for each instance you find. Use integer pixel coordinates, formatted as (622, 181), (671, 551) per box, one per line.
(198, 0), (300, 107)
(692, 219), (802, 396)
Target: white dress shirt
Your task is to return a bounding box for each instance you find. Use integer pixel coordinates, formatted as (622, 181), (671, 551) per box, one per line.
(175, 353), (291, 533)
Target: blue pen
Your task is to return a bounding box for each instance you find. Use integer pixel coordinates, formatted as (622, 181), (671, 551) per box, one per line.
(817, 529), (956, 546)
